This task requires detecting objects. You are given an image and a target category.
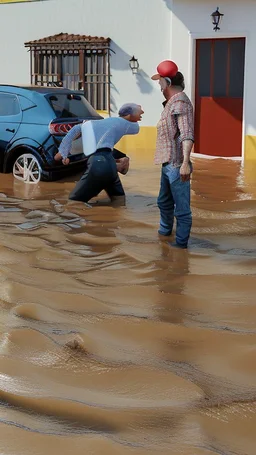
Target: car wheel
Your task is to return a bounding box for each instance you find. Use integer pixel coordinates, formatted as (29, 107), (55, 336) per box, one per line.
(13, 153), (42, 184)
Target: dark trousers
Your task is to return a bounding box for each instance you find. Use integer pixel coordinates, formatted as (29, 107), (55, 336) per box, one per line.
(69, 148), (125, 203)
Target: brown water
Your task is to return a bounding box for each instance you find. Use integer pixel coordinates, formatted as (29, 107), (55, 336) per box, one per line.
(0, 152), (256, 455)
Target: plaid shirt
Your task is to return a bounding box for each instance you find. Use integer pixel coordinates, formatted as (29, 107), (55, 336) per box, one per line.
(155, 92), (194, 167)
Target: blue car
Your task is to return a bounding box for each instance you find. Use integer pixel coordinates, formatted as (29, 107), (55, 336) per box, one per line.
(0, 85), (102, 183)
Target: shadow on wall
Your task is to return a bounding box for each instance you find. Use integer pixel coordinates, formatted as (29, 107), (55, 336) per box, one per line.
(110, 82), (119, 113)
(110, 42), (153, 99)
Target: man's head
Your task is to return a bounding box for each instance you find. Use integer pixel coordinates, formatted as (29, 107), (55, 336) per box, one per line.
(151, 60), (185, 100)
(118, 103), (144, 122)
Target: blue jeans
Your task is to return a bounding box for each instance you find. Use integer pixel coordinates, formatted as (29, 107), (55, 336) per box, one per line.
(157, 163), (192, 247)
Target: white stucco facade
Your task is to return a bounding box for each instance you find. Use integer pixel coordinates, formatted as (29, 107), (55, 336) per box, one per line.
(0, 0), (172, 127)
(0, 0), (256, 160)
(170, 0), (256, 160)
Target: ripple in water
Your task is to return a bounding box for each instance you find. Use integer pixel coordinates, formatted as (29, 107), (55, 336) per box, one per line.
(0, 157), (255, 455)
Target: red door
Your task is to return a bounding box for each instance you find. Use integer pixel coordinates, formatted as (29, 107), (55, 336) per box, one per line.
(195, 38), (245, 157)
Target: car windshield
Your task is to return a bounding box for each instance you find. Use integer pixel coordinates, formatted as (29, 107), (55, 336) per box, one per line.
(47, 93), (99, 119)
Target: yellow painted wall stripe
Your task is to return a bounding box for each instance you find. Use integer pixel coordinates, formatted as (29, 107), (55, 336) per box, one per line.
(244, 136), (256, 161)
(0, 0), (38, 3)
(115, 127), (256, 162)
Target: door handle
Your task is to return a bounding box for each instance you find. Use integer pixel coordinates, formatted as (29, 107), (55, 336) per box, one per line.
(6, 128), (15, 133)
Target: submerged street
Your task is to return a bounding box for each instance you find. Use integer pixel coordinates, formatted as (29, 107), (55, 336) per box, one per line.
(0, 153), (255, 455)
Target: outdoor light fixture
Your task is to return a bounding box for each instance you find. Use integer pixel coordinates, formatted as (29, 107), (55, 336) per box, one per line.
(211, 7), (224, 32)
(129, 56), (139, 74)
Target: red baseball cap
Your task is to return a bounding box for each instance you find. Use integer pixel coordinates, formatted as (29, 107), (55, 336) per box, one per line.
(151, 60), (178, 80)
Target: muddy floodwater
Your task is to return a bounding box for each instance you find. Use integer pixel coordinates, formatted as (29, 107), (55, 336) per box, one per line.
(0, 150), (255, 455)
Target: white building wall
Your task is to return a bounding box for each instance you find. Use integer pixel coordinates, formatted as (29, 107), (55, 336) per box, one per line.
(0, 0), (173, 126)
(171, 0), (256, 138)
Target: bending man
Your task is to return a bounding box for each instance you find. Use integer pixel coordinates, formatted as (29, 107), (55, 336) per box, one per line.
(54, 103), (144, 203)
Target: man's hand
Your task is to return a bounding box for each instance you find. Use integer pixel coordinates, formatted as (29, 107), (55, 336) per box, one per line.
(180, 162), (191, 182)
(54, 152), (70, 165)
(116, 157), (130, 175)
(54, 152), (62, 161)
(180, 139), (193, 182)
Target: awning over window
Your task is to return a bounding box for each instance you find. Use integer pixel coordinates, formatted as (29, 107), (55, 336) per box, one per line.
(25, 32), (111, 51)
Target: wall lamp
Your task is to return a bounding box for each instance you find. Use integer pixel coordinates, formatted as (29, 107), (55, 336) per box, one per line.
(211, 6), (224, 32)
(129, 55), (139, 74)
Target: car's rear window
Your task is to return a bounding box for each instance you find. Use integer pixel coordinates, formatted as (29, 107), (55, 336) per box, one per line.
(47, 93), (100, 119)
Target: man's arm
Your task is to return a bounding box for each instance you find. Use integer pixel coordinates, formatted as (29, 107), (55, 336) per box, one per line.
(124, 121), (140, 136)
(175, 102), (194, 181)
(54, 124), (82, 163)
(116, 157), (130, 175)
(112, 148), (127, 159)
(112, 149), (129, 175)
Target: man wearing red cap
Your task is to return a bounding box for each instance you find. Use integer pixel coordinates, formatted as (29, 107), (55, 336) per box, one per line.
(151, 60), (194, 249)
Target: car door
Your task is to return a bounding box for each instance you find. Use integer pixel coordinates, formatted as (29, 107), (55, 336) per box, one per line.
(0, 92), (23, 160)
